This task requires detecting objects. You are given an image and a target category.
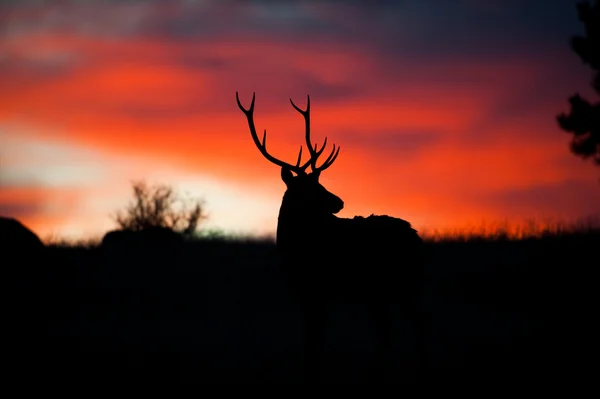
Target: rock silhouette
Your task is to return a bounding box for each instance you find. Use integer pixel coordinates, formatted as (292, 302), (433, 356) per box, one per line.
(100, 226), (184, 256)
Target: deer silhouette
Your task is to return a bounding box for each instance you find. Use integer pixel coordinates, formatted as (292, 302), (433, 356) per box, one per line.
(236, 92), (426, 383)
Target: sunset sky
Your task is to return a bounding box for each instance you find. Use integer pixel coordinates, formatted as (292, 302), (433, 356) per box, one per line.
(1, 0), (599, 241)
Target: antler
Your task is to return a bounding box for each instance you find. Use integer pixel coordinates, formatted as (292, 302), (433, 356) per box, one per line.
(236, 91), (312, 175)
(289, 95), (340, 177)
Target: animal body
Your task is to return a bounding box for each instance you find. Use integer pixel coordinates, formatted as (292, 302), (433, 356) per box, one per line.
(236, 92), (425, 383)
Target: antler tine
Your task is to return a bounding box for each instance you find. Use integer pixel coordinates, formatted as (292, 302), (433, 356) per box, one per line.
(290, 95), (322, 170)
(236, 91), (309, 174)
(236, 90), (254, 114)
(297, 146), (314, 170)
(312, 136), (329, 159)
(290, 94), (341, 176)
(314, 144), (341, 175)
(295, 146), (303, 167)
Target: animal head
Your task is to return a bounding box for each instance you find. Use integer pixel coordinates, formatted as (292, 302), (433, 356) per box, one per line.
(236, 92), (344, 217)
(279, 169), (343, 216)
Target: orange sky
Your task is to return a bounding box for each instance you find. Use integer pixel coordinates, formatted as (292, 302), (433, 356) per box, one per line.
(1, 0), (599, 241)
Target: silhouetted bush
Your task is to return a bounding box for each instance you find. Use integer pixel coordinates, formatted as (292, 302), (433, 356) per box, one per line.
(112, 180), (207, 238)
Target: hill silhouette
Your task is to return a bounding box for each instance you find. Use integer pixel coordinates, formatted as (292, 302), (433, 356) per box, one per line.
(3, 217), (597, 386)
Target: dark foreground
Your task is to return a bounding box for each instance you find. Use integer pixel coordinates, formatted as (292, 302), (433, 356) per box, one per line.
(6, 232), (597, 385)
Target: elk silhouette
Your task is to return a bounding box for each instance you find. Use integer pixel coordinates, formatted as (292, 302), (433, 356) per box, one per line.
(236, 92), (426, 383)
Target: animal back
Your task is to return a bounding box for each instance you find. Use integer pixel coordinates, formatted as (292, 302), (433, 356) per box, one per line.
(348, 214), (422, 248)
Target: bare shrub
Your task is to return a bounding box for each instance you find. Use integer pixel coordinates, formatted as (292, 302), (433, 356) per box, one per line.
(112, 180), (207, 238)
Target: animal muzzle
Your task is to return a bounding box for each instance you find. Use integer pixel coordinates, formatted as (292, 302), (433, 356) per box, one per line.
(332, 198), (344, 214)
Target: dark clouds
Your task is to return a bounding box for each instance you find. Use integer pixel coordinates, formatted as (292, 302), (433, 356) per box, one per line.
(482, 179), (600, 216)
(2, 0), (590, 136)
(334, 129), (443, 159)
(0, 177), (47, 221)
(0, 202), (43, 220)
(1, 0), (584, 61)
(0, 0), (589, 103)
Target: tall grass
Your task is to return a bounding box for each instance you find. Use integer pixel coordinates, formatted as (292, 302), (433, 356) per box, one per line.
(416, 215), (600, 243)
(43, 216), (600, 248)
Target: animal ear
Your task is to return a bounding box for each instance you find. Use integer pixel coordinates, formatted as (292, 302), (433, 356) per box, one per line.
(281, 167), (294, 186)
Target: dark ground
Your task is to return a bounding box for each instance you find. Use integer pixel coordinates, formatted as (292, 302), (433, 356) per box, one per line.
(5, 231), (597, 386)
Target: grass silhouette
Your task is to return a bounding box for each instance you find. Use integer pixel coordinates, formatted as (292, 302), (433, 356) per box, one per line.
(6, 219), (598, 385)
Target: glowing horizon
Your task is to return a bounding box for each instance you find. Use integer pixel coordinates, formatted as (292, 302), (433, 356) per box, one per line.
(1, 0), (599, 242)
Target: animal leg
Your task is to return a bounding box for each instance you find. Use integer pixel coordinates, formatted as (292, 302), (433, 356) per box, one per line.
(367, 302), (393, 383)
(302, 300), (328, 384)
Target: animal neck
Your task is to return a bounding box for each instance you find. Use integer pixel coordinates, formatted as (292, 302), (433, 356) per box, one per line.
(275, 196), (336, 250)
